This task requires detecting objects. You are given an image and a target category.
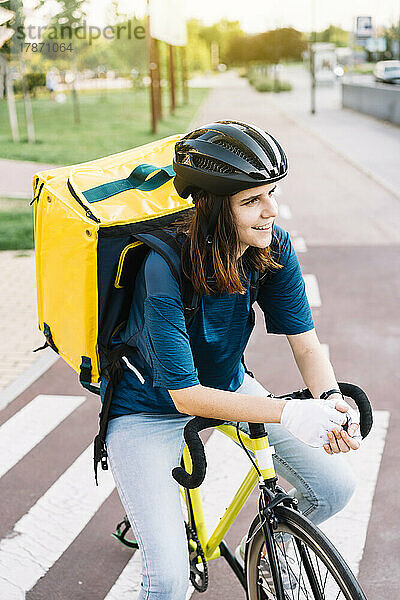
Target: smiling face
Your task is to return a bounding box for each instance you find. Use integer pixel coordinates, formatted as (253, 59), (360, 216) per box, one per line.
(230, 182), (279, 258)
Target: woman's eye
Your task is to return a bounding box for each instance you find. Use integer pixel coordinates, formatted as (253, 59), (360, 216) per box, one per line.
(245, 197), (258, 205)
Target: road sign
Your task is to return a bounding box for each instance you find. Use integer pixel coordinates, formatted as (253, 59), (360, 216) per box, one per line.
(356, 16), (373, 38)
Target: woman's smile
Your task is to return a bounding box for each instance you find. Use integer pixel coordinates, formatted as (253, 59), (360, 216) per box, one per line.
(252, 222), (274, 231)
(230, 182), (279, 256)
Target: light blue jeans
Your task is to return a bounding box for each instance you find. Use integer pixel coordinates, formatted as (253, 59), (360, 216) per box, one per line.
(106, 373), (356, 600)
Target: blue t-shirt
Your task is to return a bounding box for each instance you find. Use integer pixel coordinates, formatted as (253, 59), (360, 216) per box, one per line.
(101, 225), (314, 417)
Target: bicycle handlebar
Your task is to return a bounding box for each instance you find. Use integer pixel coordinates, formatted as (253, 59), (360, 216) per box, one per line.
(171, 382), (373, 490)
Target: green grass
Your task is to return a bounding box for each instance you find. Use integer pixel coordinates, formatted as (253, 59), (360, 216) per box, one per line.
(248, 75), (292, 93)
(0, 87), (209, 165)
(346, 64), (374, 75)
(0, 198), (33, 251)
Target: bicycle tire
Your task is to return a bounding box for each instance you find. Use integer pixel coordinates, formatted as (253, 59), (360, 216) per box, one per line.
(246, 505), (367, 600)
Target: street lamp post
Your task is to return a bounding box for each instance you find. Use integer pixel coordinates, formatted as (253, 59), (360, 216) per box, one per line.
(398, 6), (400, 60)
(310, 0), (316, 115)
(0, 3), (19, 141)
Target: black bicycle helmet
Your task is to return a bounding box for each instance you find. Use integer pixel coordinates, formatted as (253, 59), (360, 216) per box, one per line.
(173, 120), (288, 199)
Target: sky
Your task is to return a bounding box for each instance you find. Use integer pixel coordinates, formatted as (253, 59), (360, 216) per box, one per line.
(23, 0), (400, 33)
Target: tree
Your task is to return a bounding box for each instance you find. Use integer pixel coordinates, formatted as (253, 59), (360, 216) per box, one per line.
(383, 20), (400, 60)
(186, 19), (211, 72)
(316, 25), (349, 47)
(10, 0), (35, 142)
(198, 19), (244, 65)
(226, 28), (307, 67)
(0, 1), (20, 141)
(36, 0), (87, 124)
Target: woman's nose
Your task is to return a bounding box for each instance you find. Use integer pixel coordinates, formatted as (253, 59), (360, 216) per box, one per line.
(261, 194), (278, 218)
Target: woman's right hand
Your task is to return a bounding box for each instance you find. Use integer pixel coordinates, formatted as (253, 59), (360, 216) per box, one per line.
(280, 397), (351, 448)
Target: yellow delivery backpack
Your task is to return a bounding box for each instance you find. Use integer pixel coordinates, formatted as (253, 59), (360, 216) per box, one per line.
(32, 134), (195, 481)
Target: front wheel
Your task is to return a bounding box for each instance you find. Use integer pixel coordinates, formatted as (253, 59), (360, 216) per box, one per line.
(246, 505), (366, 600)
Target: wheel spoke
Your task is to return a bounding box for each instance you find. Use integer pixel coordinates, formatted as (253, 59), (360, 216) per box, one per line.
(268, 532), (344, 600)
(322, 569), (329, 593)
(247, 507), (365, 600)
(313, 548), (324, 590)
(291, 537), (311, 599)
(302, 542), (324, 597)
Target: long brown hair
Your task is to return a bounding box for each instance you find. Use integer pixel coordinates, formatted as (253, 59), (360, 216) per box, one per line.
(170, 190), (283, 295)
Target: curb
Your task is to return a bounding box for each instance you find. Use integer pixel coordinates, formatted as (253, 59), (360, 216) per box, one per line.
(0, 349), (59, 412)
(266, 95), (400, 202)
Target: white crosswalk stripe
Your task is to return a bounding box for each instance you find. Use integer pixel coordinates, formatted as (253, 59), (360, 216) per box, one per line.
(279, 204), (292, 219)
(104, 553), (142, 599)
(303, 273), (322, 307)
(0, 445), (115, 599)
(293, 236), (307, 253)
(320, 410), (390, 576)
(0, 350), (59, 412)
(0, 395), (85, 479)
(321, 343), (330, 359)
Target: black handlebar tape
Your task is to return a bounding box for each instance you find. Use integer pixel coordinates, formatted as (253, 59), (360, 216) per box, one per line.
(172, 382), (373, 489)
(337, 382), (373, 439)
(171, 417), (224, 488)
(248, 422), (267, 438)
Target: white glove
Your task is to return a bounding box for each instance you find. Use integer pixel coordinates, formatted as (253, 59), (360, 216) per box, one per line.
(280, 398), (350, 448)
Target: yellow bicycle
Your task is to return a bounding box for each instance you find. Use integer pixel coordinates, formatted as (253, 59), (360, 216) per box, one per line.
(113, 381), (372, 600)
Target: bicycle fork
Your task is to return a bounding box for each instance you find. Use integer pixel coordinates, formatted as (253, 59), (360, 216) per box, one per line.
(258, 486), (288, 600)
(258, 484), (325, 600)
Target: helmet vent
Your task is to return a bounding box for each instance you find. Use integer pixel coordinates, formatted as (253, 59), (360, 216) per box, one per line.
(213, 139), (264, 171)
(242, 126), (284, 168)
(191, 154), (238, 175)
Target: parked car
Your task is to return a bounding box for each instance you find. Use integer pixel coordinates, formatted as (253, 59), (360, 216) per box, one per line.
(373, 60), (400, 84)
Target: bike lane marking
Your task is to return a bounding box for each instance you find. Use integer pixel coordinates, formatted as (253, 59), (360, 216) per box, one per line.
(303, 273), (322, 307)
(293, 236), (307, 253)
(321, 343), (330, 359)
(319, 410), (390, 576)
(0, 394), (85, 479)
(0, 350), (59, 412)
(279, 204), (292, 220)
(0, 445), (115, 600)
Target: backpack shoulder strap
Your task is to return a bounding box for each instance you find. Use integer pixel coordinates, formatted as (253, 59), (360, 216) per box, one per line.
(249, 268), (261, 306)
(134, 230), (200, 330)
(134, 230), (182, 287)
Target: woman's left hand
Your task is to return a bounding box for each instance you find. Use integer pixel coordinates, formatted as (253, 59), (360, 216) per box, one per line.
(324, 421), (361, 455)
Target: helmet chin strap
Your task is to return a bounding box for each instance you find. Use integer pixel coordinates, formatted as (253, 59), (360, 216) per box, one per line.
(197, 195), (224, 285)
(198, 195), (224, 242)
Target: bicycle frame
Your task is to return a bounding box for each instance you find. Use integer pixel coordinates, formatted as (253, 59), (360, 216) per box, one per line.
(181, 422), (277, 562)
(181, 422), (298, 597)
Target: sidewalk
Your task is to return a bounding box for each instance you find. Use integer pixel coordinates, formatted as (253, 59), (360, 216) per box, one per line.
(264, 64), (400, 199)
(0, 159), (56, 198)
(0, 251), (44, 391)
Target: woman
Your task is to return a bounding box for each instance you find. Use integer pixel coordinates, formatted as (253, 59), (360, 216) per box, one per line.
(102, 121), (360, 600)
